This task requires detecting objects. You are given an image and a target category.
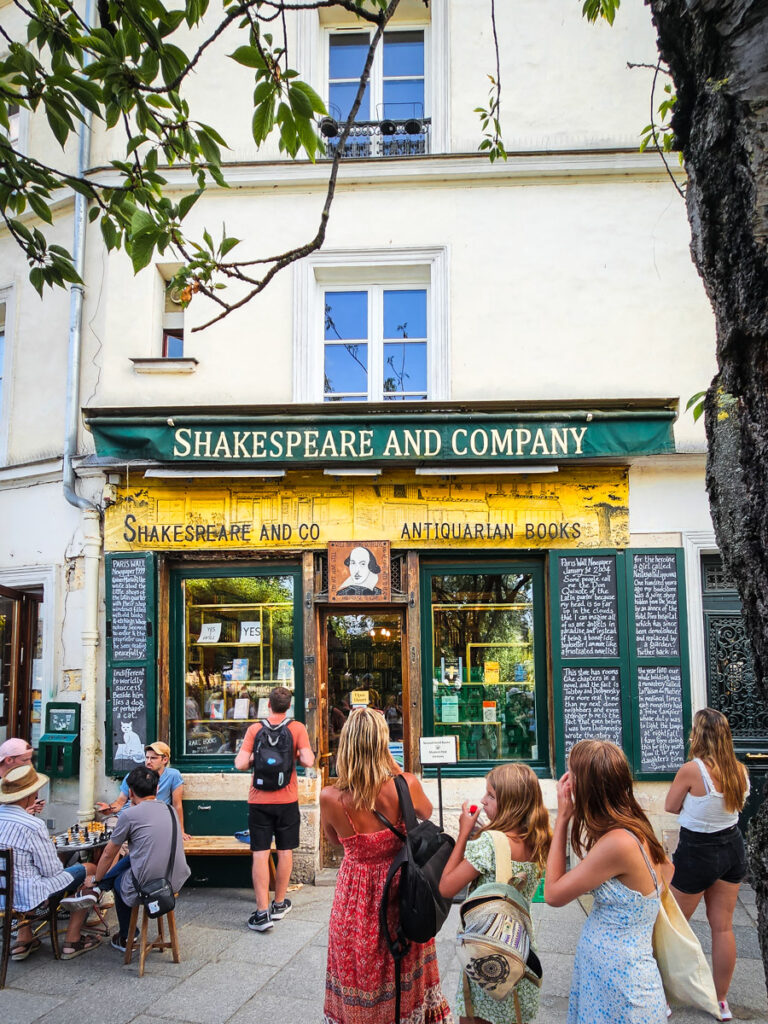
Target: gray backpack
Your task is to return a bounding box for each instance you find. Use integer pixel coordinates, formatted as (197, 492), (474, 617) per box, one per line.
(456, 830), (542, 1024)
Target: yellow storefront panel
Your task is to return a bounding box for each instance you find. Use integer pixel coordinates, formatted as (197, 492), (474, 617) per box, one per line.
(104, 468), (629, 552)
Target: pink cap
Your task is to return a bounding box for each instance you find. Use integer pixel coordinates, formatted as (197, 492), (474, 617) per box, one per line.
(0, 738), (31, 762)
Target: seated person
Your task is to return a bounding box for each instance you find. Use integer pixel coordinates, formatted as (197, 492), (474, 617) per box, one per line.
(82, 766), (190, 951)
(0, 765), (100, 959)
(96, 741), (190, 838)
(0, 738), (44, 815)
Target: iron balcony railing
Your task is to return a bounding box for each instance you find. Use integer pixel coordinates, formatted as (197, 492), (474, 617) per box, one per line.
(321, 117), (431, 159)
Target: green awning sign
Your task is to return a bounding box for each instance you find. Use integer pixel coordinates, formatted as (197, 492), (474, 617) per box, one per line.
(86, 409), (676, 466)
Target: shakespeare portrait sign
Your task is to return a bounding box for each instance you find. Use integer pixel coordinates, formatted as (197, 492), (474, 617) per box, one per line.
(328, 541), (391, 602)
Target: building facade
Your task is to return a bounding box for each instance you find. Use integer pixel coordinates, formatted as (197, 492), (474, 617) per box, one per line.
(2, 0), (760, 881)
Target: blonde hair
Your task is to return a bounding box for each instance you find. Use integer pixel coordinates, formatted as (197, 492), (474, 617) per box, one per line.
(569, 739), (666, 863)
(689, 708), (748, 813)
(335, 706), (398, 809)
(477, 763), (552, 870)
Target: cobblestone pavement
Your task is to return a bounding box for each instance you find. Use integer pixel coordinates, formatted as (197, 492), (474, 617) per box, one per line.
(1, 884), (766, 1023)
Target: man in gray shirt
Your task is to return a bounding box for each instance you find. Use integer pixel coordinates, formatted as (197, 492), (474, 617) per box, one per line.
(86, 765), (190, 951)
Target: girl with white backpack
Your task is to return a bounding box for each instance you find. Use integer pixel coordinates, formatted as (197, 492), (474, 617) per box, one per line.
(439, 764), (552, 1024)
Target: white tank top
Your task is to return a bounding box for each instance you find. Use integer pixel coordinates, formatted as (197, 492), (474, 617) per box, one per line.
(678, 758), (746, 833)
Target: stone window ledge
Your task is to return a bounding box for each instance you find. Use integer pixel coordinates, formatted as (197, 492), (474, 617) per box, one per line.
(131, 357), (198, 374)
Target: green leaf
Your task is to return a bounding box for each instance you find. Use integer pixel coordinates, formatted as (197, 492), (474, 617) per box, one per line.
(229, 46), (264, 70)
(129, 230), (157, 272)
(178, 190), (202, 219)
(252, 98), (275, 143)
(131, 208), (156, 236)
(27, 192), (52, 223)
(219, 235), (240, 257)
(289, 79), (327, 116)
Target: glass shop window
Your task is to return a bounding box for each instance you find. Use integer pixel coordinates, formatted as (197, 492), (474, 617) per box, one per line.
(182, 574), (296, 757)
(428, 569), (545, 764)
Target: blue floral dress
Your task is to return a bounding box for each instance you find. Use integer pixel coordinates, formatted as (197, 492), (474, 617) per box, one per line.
(455, 831), (541, 1024)
(567, 843), (666, 1024)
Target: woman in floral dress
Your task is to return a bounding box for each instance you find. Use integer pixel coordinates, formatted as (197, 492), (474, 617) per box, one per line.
(545, 739), (673, 1024)
(321, 707), (453, 1024)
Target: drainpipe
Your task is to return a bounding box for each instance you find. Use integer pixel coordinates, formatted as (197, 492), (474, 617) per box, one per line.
(62, 0), (101, 823)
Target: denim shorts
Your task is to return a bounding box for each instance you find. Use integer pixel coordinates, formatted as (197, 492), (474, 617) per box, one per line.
(671, 825), (748, 893)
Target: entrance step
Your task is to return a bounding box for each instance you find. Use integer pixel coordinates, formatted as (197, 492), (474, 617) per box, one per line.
(314, 868), (339, 887)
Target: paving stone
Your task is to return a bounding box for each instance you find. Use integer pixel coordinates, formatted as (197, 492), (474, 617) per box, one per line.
(148, 962), (275, 1023)
(0, 988), (66, 1024)
(32, 975), (171, 1024)
(226, 989), (316, 1024)
(220, 920), (324, 965)
(539, 951), (577, 999)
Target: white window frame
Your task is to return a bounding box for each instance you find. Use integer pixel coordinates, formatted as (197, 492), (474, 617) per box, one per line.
(297, 2), (448, 152)
(294, 246), (449, 403)
(324, 24), (430, 124)
(0, 285), (16, 464)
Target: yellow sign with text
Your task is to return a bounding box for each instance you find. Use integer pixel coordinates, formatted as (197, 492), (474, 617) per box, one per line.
(104, 468), (629, 551)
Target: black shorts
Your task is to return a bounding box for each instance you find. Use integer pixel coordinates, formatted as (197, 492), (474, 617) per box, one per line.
(248, 801), (301, 852)
(671, 825), (748, 893)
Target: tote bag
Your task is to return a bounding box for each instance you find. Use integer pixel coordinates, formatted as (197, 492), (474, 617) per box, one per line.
(653, 882), (719, 1018)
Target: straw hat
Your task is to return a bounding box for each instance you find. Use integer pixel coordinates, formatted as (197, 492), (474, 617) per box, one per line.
(0, 764), (49, 804)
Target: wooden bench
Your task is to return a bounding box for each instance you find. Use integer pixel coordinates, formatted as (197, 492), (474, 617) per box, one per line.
(183, 836), (277, 889)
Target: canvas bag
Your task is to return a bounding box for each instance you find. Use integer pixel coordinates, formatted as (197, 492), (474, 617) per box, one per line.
(252, 718), (294, 791)
(376, 774), (455, 1022)
(457, 830), (542, 1024)
(130, 804), (178, 919)
(653, 881), (720, 1018)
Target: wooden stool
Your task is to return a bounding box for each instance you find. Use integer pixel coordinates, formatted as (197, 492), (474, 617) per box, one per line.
(124, 903), (180, 977)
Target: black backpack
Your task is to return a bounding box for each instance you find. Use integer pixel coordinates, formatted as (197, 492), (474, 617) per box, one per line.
(251, 719), (294, 791)
(376, 774), (455, 1022)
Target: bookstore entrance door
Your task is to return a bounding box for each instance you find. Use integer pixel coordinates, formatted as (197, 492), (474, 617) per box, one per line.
(0, 585), (42, 747)
(319, 609), (407, 867)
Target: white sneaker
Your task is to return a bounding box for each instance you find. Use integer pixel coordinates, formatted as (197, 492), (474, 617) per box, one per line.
(719, 1000), (733, 1021)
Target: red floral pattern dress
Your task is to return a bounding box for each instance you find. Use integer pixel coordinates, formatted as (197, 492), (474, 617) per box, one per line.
(324, 823), (454, 1024)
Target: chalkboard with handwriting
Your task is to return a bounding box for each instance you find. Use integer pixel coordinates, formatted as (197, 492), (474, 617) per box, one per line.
(633, 554), (680, 658)
(562, 666), (623, 754)
(559, 556), (619, 658)
(111, 666), (148, 771)
(110, 557), (148, 661)
(637, 665), (685, 772)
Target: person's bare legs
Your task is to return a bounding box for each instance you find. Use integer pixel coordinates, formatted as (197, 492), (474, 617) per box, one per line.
(670, 885), (704, 920)
(704, 879), (741, 1002)
(251, 850), (271, 912)
(274, 849), (292, 905)
(61, 908), (89, 950)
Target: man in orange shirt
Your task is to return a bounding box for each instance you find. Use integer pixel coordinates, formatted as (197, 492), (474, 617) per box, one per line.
(235, 686), (314, 932)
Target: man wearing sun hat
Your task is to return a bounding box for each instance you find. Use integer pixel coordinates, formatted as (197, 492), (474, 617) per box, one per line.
(0, 737), (46, 815)
(0, 764), (100, 960)
(95, 740), (189, 838)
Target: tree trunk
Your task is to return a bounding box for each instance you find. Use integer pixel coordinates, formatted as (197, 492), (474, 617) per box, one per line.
(646, 0), (768, 991)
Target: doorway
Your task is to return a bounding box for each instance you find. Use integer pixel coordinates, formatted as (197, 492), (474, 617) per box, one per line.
(0, 585), (42, 747)
(319, 609), (407, 867)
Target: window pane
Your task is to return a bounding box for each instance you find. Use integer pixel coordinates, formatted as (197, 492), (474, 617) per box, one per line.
(325, 343), (368, 397)
(330, 34), (370, 79)
(383, 31), (424, 77)
(183, 576), (295, 757)
(325, 291), (367, 340)
(430, 572), (539, 762)
(329, 82), (370, 122)
(382, 79), (425, 119)
(383, 289), (426, 339)
(383, 341), (427, 395)
(163, 331), (184, 358)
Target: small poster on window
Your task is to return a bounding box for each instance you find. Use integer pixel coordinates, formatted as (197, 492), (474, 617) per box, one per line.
(233, 697), (250, 720)
(277, 659), (294, 684)
(483, 700), (497, 723)
(231, 658), (249, 681)
(441, 695), (459, 724)
(209, 699), (225, 720)
(484, 662), (500, 685)
(240, 621), (262, 643)
(198, 622), (222, 644)
(256, 697), (270, 718)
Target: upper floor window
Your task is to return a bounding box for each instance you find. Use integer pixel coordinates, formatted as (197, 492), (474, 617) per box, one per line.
(325, 28), (429, 157)
(324, 287), (427, 402)
(293, 247), (449, 404)
(163, 283), (184, 357)
(0, 299), (6, 421)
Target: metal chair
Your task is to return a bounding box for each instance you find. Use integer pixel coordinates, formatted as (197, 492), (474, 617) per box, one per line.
(0, 847), (60, 989)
